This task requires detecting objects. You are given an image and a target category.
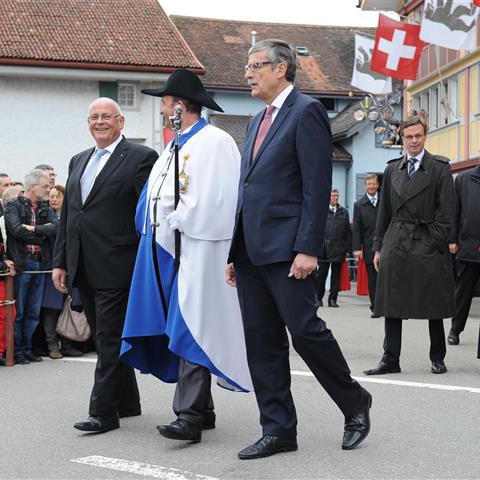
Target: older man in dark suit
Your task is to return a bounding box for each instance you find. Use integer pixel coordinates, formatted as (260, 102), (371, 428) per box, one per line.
(353, 174), (381, 317)
(52, 97), (158, 433)
(226, 39), (371, 460)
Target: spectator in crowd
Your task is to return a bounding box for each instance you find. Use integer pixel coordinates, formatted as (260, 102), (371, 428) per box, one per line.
(1, 186), (24, 252)
(0, 223), (15, 366)
(40, 185), (83, 359)
(52, 97), (157, 433)
(364, 113), (455, 376)
(12, 181), (24, 189)
(447, 166), (480, 346)
(316, 188), (352, 307)
(353, 174), (381, 318)
(0, 173), (13, 216)
(5, 169), (57, 365)
(35, 164), (57, 187)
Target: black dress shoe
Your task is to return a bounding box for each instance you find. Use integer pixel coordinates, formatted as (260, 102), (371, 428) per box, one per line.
(363, 361), (401, 375)
(74, 415), (119, 433)
(202, 411), (216, 430)
(431, 360), (447, 374)
(157, 419), (201, 443)
(370, 313), (381, 318)
(25, 352), (43, 362)
(328, 299), (339, 308)
(447, 330), (459, 345)
(342, 388), (372, 450)
(238, 435), (298, 460)
(118, 407), (141, 418)
(14, 354), (30, 365)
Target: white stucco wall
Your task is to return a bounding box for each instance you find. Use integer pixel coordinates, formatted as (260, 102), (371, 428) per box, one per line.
(0, 68), (167, 185)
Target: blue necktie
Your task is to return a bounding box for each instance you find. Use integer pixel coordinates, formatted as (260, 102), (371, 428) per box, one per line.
(408, 158), (418, 177)
(81, 148), (108, 203)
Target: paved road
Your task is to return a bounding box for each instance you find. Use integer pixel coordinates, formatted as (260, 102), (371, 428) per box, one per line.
(2, 290), (480, 479)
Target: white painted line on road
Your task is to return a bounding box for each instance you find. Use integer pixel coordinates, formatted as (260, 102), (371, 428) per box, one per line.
(62, 357), (96, 363)
(71, 455), (219, 480)
(292, 370), (480, 393)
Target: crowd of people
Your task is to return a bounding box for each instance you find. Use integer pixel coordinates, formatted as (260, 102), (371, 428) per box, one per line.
(1, 38), (479, 461)
(0, 167), (88, 366)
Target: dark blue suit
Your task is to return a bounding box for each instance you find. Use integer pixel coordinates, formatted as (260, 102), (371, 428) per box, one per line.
(229, 88), (362, 438)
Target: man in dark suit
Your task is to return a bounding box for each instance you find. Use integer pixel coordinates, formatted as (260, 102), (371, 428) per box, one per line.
(226, 39), (371, 460)
(317, 188), (352, 308)
(353, 174), (381, 317)
(364, 113), (455, 376)
(52, 97), (158, 433)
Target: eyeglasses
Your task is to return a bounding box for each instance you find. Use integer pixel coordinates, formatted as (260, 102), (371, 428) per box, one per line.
(244, 61), (273, 72)
(88, 114), (121, 122)
(403, 134), (425, 141)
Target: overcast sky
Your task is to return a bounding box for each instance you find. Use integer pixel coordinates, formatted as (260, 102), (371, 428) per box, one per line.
(160, 0), (396, 27)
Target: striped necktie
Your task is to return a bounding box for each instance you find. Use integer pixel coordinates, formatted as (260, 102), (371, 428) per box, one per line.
(407, 158), (418, 177)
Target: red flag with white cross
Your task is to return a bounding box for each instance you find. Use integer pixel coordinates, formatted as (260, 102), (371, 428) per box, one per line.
(371, 14), (425, 80)
(474, 0), (480, 6)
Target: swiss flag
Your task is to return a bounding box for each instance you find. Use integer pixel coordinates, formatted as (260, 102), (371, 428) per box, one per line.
(371, 14), (425, 80)
(475, 0), (480, 6)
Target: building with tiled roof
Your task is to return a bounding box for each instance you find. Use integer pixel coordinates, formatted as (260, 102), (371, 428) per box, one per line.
(0, 0), (202, 181)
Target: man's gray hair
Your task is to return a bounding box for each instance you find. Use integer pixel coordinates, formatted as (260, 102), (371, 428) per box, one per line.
(331, 187), (340, 193)
(24, 169), (48, 192)
(88, 97), (123, 115)
(248, 39), (297, 83)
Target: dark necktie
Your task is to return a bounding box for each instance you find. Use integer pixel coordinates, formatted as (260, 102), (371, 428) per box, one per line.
(252, 105), (275, 161)
(408, 158), (418, 177)
(370, 197), (376, 207)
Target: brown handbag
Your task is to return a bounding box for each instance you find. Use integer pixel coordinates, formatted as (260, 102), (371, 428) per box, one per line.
(56, 295), (91, 342)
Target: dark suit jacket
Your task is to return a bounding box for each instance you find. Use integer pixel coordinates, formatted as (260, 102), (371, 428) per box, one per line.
(352, 194), (380, 264)
(53, 136), (158, 289)
(229, 87), (332, 265)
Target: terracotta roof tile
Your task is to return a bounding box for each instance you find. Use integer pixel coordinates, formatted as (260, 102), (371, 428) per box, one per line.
(172, 16), (374, 94)
(0, 0), (202, 71)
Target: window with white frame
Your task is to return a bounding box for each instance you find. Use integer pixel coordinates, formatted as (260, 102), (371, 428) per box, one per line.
(118, 83), (136, 108)
(429, 86), (438, 131)
(447, 77), (458, 124)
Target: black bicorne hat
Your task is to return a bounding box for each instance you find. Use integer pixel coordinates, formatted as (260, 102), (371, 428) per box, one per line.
(141, 69), (224, 113)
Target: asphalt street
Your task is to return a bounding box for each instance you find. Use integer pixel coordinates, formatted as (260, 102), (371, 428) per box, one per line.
(1, 289), (480, 480)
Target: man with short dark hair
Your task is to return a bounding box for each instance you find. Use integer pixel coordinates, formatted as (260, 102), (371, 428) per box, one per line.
(364, 113), (455, 376)
(5, 169), (57, 364)
(52, 98), (158, 433)
(353, 174), (381, 317)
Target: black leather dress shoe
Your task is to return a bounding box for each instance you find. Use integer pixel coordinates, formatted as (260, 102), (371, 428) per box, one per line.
(342, 389), (372, 450)
(447, 330), (459, 345)
(118, 407), (141, 418)
(363, 361), (400, 375)
(202, 411), (216, 430)
(74, 415), (119, 433)
(431, 360), (447, 374)
(238, 435), (298, 460)
(25, 352), (43, 362)
(157, 419), (201, 443)
(370, 313), (381, 318)
(328, 299), (339, 308)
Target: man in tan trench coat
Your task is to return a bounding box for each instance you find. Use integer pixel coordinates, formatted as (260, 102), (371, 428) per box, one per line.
(364, 113), (455, 376)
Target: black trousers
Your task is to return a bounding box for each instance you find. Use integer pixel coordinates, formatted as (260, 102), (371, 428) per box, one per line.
(382, 317), (446, 364)
(366, 263), (377, 310)
(316, 262), (341, 301)
(76, 265), (140, 417)
(233, 232), (361, 438)
(451, 261), (480, 334)
(172, 358), (214, 428)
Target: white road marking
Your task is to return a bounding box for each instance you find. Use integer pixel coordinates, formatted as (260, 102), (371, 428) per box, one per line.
(71, 455), (219, 480)
(65, 358), (480, 394)
(291, 370), (480, 393)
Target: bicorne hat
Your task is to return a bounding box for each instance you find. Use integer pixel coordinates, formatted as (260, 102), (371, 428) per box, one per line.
(141, 69), (224, 113)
